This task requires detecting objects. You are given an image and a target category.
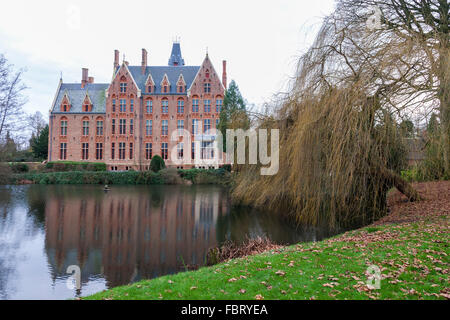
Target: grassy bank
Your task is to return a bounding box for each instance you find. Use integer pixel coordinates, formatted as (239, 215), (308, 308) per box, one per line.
(11, 168), (231, 185)
(84, 215), (449, 300)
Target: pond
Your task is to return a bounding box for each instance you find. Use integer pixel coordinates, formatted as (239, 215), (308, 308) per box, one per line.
(0, 185), (338, 300)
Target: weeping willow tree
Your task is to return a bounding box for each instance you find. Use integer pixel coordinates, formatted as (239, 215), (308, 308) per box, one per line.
(231, 0), (448, 228)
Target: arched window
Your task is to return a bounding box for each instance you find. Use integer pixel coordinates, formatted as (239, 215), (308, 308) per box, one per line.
(161, 98), (169, 114)
(192, 95), (199, 113)
(146, 98), (153, 113)
(177, 98), (184, 114)
(96, 117), (104, 136)
(82, 117), (90, 136)
(215, 95), (223, 113)
(120, 76), (127, 93)
(60, 117), (68, 136)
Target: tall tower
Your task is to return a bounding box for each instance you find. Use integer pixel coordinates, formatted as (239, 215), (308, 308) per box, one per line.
(168, 41), (185, 66)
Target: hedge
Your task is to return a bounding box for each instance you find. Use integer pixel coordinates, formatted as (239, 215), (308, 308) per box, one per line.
(45, 161), (107, 172)
(12, 168), (231, 185)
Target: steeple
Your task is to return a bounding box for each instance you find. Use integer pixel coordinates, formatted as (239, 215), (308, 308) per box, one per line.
(168, 41), (185, 66)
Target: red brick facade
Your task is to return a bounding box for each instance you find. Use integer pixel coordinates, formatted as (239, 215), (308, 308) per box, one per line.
(49, 43), (228, 171)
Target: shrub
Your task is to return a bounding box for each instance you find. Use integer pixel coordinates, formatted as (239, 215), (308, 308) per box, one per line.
(221, 164), (232, 172)
(0, 163), (12, 184)
(44, 161), (106, 172)
(159, 168), (183, 184)
(150, 155), (165, 172)
(10, 163), (29, 173)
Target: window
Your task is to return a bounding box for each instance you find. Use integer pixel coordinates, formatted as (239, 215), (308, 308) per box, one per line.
(163, 85), (168, 93)
(96, 120), (103, 136)
(82, 143), (89, 160)
(112, 99), (116, 112)
(204, 119), (211, 133)
(192, 119), (199, 134)
(201, 141), (214, 159)
(204, 83), (211, 93)
(177, 120), (184, 136)
(192, 99), (199, 113)
(111, 143), (115, 160)
(96, 143), (103, 160)
(177, 143), (184, 159)
(63, 105), (67, 112)
(82, 120), (89, 136)
(145, 143), (152, 160)
(177, 99), (184, 114)
(130, 119), (134, 135)
(148, 86), (152, 93)
(129, 143), (133, 159)
(161, 143), (168, 160)
(146, 100), (153, 113)
(161, 120), (168, 136)
(112, 119), (116, 134)
(216, 99), (223, 113)
(60, 143), (67, 160)
(191, 142), (195, 160)
(119, 119), (126, 135)
(120, 99), (126, 113)
(120, 82), (127, 93)
(130, 99), (134, 113)
(204, 100), (211, 113)
(146, 120), (152, 136)
(119, 143), (125, 160)
(216, 119), (219, 128)
(84, 105), (90, 112)
(178, 86), (183, 93)
(61, 120), (67, 136)
(162, 99), (169, 113)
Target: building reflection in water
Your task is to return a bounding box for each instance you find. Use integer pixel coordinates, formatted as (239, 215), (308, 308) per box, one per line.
(44, 185), (227, 289)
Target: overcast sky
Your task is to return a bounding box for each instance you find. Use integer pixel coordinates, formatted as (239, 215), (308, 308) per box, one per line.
(0, 0), (335, 119)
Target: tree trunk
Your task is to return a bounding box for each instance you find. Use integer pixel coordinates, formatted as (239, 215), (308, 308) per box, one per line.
(378, 167), (423, 201)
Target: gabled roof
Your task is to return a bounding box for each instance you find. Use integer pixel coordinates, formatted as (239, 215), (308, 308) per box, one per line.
(127, 65), (200, 95)
(51, 83), (108, 113)
(160, 73), (171, 86)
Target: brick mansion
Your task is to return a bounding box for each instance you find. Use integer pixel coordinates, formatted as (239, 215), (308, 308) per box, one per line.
(48, 42), (228, 171)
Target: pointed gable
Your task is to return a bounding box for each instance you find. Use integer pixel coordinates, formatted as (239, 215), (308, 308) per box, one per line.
(160, 73), (171, 93)
(60, 91), (72, 112)
(188, 54), (225, 95)
(107, 62), (141, 98)
(176, 74), (186, 93)
(82, 91), (93, 112)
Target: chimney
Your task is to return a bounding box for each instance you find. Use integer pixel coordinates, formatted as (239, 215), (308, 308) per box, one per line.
(88, 77), (94, 84)
(114, 49), (119, 70)
(141, 48), (148, 74)
(81, 68), (88, 88)
(222, 60), (227, 89)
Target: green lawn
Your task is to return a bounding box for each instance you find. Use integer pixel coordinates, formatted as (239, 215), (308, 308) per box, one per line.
(84, 216), (449, 300)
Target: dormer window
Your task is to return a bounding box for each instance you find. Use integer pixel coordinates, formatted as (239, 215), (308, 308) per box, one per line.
(63, 105), (67, 112)
(178, 86), (183, 93)
(163, 85), (168, 93)
(148, 86), (152, 93)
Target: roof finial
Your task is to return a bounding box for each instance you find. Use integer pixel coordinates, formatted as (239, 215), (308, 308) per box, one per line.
(60, 71), (63, 82)
(206, 46), (209, 57)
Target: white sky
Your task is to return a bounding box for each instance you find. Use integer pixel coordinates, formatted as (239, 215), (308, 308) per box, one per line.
(0, 0), (335, 119)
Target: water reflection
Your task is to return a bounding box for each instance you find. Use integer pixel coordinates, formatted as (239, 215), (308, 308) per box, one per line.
(0, 185), (337, 300)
